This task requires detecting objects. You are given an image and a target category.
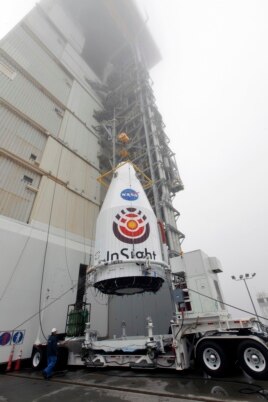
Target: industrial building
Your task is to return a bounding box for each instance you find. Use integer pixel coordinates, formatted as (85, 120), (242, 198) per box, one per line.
(257, 293), (268, 320)
(0, 0), (184, 363)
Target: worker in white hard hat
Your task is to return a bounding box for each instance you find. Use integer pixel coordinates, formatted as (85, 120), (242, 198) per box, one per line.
(42, 328), (58, 379)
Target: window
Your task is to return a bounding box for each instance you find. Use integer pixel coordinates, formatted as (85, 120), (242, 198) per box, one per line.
(30, 153), (37, 161)
(54, 107), (64, 117)
(22, 175), (33, 185)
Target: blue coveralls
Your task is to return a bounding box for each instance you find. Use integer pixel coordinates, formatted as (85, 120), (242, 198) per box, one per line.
(42, 334), (58, 378)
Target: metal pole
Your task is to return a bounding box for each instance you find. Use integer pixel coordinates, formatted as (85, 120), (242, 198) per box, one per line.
(112, 109), (116, 169)
(243, 279), (259, 321)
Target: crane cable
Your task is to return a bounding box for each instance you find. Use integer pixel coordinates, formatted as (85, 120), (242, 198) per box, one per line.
(187, 287), (268, 322)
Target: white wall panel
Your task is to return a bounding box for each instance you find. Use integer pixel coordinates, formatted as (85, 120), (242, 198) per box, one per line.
(61, 44), (101, 98)
(39, 137), (100, 203)
(67, 80), (101, 128)
(31, 176), (99, 239)
(0, 105), (46, 163)
(39, 137), (62, 177)
(59, 111), (99, 167)
(24, 7), (66, 59)
(58, 149), (100, 202)
(40, 2), (85, 54)
(1, 25), (72, 105)
(0, 217), (108, 363)
(0, 156), (41, 222)
(0, 56), (63, 135)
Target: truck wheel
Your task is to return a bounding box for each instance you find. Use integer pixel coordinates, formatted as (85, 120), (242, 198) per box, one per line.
(196, 341), (229, 377)
(237, 341), (268, 380)
(31, 347), (45, 370)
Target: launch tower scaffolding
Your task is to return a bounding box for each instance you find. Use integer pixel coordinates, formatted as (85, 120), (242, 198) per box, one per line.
(90, 49), (184, 257)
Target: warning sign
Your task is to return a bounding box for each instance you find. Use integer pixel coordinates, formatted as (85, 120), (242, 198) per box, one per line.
(13, 331), (25, 345)
(0, 332), (11, 346)
(0, 330), (25, 346)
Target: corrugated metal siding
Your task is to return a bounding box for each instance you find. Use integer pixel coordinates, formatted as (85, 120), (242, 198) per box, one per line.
(0, 156), (41, 222)
(108, 282), (173, 337)
(67, 81), (101, 128)
(0, 55), (63, 135)
(24, 7), (66, 60)
(0, 105), (46, 163)
(61, 44), (101, 99)
(59, 111), (99, 167)
(39, 137), (100, 203)
(59, 149), (100, 202)
(31, 177), (99, 238)
(38, 137), (61, 177)
(40, 2), (85, 54)
(1, 25), (72, 105)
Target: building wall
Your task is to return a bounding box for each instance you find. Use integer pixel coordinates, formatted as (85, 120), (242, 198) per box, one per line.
(39, 0), (85, 54)
(23, 7), (67, 59)
(0, 1), (107, 363)
(0, 216), (107, 363)
(0, 105), (47, 162)
(257, 293), (268, 320)
(0, 156), (41, 222)
(0, 54), (64, 136)
(0, 3), (101, 229)
(171, 250), (226, 316)
(1, 25), (73, 105)
(31, 176), (99, 240)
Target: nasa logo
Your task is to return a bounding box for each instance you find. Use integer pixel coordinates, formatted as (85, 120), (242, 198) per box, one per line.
(120, 188), (139, 201)
(113, 207), (150, 244)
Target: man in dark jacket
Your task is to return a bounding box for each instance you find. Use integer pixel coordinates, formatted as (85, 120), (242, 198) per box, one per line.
(42, 328), (58, 379)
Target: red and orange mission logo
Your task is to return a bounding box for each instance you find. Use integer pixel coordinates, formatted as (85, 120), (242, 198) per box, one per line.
(113, 207), (150, 244)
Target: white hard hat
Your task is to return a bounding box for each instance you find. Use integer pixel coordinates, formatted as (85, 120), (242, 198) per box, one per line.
(51, 328), (57, 333)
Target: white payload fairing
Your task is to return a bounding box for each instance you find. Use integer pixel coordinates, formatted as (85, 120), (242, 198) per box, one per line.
(90, 162), (167, 295)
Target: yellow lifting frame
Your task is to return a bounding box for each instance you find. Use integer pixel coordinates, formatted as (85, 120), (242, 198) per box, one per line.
(97, 160), (153, 190)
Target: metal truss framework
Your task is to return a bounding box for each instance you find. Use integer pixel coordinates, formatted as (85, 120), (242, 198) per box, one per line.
(90, 48), (184, 257)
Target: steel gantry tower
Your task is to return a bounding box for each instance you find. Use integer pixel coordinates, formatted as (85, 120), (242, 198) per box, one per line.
(90, 49), (184, 257)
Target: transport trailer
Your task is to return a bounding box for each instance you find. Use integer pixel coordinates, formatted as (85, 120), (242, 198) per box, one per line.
(31, 162), (268, 380)
(31, 312), (268, 380)
(79, 314), (268, 380)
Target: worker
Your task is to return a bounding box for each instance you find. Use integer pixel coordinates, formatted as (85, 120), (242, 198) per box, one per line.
(42, 328), (58, 379)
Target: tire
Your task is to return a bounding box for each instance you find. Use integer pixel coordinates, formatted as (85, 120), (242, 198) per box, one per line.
(31, 347), (46, 370)
(237, 340), (268, 380)
(196, 341), (229, 377)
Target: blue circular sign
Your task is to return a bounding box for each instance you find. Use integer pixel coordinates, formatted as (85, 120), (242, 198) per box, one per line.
(13, 331), (24, 344)
(121, 188), (139, 201)
(0, 332), (11, 346)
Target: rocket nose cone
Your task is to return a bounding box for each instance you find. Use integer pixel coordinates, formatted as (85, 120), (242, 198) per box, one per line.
(93, 161), (165, 296)
(100, 162), (153, 211)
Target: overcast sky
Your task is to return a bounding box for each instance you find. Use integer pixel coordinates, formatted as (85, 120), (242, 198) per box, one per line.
(136, 0), (268, 319)
(1, 0), (268, 320)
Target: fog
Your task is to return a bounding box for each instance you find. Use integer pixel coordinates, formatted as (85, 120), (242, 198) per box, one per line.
(136, 0), (268, 319)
